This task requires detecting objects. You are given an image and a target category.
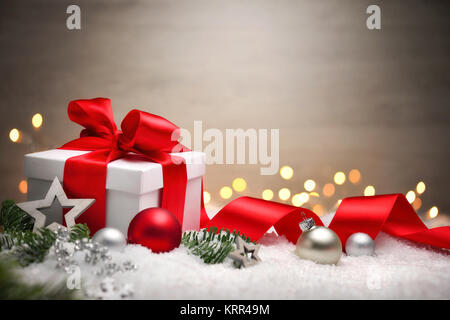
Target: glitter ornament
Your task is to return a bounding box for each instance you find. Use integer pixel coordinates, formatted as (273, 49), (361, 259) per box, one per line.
(53, 227), (137, 299)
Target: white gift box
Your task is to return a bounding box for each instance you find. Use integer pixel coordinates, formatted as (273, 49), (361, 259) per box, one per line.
(24, 149), (205, 235)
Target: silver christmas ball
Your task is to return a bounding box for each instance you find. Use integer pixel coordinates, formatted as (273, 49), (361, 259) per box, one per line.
(295, 218), (342, 265)
(345, 232), (375, 256)
(92, 227), (127, 252)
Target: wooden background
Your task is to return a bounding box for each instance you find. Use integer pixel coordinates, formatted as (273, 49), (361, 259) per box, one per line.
(0, 0), (449, 217)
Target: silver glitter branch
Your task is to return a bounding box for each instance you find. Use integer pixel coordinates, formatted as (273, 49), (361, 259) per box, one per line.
(53, 226), (138, 299)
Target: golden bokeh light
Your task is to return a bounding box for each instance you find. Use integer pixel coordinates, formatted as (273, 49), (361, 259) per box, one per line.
(337, 199), (342, 205)
(9, 128), (20, 143)
(262, 189), (274, 201)
(304, 179), (316, 192)
(278, 188), (291, 201)
(203, 191), (211, 204)
(405, 190), (416, 204)
(412, 198), (422, 211)
(32, 113), (43, 128)
(291, 193), (308, 207)
(348, 169), (361, 184)
(334, 171), (346, 185)
(312, 204), (324, 216)
(220, 186), (233, 199)
(364, 185), (375, 196)
(428, 206), (438, 219)
(232, 178), (247, 192)
(280, 166), (294, 180)
(322, 183), (335, 197)
(299, 192), (309, 203)
(18, 180), (27, 194)
(291, 194), (303, 207)
(416, 181), (426, 194)
(309, 192), (319, 198)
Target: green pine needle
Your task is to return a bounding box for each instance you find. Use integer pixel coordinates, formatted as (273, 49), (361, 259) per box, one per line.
(182, 227), (253, 264)
(0, 200), (91, 266)
(0, 200), (34, 233)
(13, 228), (57, 266)
(70, 223), (90, 241)
(0, 233), (15, 251)
(0, 258), (76, 300)
(0, 200), (89, 299)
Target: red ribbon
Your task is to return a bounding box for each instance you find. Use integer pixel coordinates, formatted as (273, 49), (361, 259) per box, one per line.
(202, 197), (323, 243)
(203, 194), (450, 250)
(329, 194), (450, 250)
(60, 98), (188, 234)
(60, 98), (449, 251)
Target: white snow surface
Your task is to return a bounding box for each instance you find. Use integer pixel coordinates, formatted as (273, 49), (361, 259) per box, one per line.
(20, 213), (450, 299)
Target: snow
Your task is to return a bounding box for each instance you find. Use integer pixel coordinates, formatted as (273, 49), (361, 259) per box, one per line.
(20, 213), (450, 299)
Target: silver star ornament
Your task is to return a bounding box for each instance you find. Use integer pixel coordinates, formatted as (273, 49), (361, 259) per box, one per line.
(17, 177), (95, 232)
(228, 236), (262, 268)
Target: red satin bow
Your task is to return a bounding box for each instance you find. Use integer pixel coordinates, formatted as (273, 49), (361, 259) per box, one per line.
(60, 98), (449, 251)
(204, 194), (450, 250)
(60, 98), (188, 234)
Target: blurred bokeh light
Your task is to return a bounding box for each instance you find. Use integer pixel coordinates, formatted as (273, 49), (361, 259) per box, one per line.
(9, 129), (20, 143)
(32, 113), (43, 128)
(334, 172), (346, 185)
(364, 186), (376, 196)
(0, 0), (448, 223)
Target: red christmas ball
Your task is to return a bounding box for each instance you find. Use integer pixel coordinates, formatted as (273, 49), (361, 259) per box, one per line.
(127, 207), (182, 253)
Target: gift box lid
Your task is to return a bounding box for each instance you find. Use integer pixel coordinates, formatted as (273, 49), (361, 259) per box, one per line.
(24, 149), (205, 195)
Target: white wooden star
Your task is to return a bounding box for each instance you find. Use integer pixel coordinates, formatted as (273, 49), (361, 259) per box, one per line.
(17, 177), (95, 232)
(228, 236), (261, 268)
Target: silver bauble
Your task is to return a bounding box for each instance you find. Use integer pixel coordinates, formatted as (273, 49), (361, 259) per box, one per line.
(295, 218), (342, 265)
(345, 232), (375, 256)
(92, 227), (127, 252)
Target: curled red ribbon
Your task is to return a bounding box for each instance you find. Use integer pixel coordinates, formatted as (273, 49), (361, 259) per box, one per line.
(203, 194), (450, 250)
(329, 194), (450, 250)
(202, 197), (323, 243)
(60, 98), (188, 234)
(60, 98), (449, 251)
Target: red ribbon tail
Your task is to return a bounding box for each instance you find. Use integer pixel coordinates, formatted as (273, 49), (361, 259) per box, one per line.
(158, 154), (187, 227)
(204, 197), (322, 243)
(329, 194), (450, 250)
(199, 180), (210, 228)
(62, 150), (110, 234)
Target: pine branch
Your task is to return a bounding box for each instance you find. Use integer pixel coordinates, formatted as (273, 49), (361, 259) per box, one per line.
(0, 201), (84, 299)
(12, 228), (57, 266)
(0, 233), (15, 251)
(0, 200), (34, 233)
(0, 200), (92, 266)
(0, 258), (76, 300)
(70, 223), (90, 241)
(182, 227), (253, 264)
